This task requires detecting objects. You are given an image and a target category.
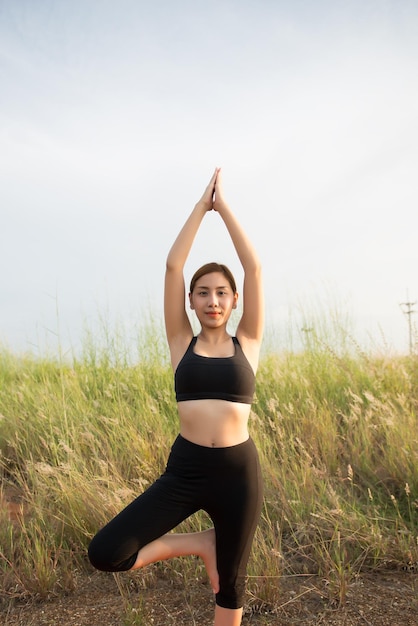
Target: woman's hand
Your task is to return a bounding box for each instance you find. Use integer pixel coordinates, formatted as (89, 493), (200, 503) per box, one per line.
(213, 168), (229, 213)
(196, 168), (220, 211)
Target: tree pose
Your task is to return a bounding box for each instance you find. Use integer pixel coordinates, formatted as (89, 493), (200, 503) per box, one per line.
(88, 168), (264, 626)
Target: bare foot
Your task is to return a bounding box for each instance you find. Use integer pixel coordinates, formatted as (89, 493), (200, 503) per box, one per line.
(131, 528), (220, 594)
(199, 528), (219, 594)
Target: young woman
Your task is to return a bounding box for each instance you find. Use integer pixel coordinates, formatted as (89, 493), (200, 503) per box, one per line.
(88, 168), (264, 626)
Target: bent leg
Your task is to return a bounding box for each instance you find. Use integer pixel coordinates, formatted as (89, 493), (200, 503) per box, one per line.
(88, 471), (199, 572)
(132, 527), (219, 593)
(88, 436), (220, 591)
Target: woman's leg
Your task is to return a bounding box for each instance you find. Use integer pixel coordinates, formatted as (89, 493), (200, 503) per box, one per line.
(88, 436), (220, 592)
(132, 527), (242, 625)
(131, 527), (219, 593)
(88, 457), (203, 573)
(206, 438), (264, 613)
(214, 605), (243, 626)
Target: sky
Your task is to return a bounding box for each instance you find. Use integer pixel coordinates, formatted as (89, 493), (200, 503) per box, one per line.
(1, 0), (418, 357)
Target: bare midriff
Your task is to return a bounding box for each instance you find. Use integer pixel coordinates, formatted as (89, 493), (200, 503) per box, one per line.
(177, 399), (251, 448)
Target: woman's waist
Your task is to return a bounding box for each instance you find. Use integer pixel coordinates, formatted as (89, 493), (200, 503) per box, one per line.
(177, 400), (250, 448)
(166, 434), (259, 475)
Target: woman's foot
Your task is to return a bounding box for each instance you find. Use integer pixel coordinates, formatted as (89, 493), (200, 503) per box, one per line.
(199, 528), (219, 594)
(132, 528), (219, 593)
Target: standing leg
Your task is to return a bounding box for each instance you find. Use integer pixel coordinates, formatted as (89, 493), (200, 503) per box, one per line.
(206, 438), (264, 619)
(214, 605), (243, 626)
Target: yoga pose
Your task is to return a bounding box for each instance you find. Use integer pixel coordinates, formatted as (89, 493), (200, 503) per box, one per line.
(88, 168), (264, 626)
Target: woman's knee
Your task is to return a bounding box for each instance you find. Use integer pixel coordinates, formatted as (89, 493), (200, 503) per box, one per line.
(87, 531), (137, 572)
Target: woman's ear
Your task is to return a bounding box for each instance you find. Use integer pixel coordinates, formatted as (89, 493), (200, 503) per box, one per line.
(189, 292), (194, 309)
(232, 292), (239, 309)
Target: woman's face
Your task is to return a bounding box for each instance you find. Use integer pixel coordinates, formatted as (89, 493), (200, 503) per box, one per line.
(189, 272), (238, 327)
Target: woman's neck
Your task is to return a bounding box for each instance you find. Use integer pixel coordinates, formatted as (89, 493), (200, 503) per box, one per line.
(197, 329), (232, 345)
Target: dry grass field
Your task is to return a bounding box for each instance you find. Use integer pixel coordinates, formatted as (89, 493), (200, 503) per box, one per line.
(1, 323), (417, 624)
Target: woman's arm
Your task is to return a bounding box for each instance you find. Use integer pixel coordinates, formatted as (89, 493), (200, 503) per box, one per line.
(164, 169), (218, 357)
(213, 170), (264, 346)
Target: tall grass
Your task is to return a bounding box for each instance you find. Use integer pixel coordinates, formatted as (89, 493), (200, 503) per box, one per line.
(0, 319), (417, 611)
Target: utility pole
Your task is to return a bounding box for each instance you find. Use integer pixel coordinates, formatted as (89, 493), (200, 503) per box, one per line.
(400, 292), (416, 355)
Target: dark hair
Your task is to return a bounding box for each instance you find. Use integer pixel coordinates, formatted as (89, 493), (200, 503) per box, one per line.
(189, 262), (237, 294)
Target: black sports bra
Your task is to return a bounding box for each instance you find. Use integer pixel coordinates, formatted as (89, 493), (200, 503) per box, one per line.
(174, 336), (255, 404)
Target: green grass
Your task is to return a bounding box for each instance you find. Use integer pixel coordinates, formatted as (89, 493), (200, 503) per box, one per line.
(0, 319), (417, 611)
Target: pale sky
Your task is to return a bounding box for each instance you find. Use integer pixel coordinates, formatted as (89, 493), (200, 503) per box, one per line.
(1, 0), (418, 356)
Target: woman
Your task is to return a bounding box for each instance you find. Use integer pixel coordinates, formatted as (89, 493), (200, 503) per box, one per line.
(88, 168), (264, 626)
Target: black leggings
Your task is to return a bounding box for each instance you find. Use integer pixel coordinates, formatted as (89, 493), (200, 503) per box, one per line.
(88, 435), (263, 609)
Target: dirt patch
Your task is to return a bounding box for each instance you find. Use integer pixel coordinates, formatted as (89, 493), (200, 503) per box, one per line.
(2, 569), (417, 626)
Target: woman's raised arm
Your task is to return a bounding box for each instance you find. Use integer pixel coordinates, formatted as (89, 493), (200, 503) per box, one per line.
(164, 169), (218, 354)
(213, 171), (264, 347)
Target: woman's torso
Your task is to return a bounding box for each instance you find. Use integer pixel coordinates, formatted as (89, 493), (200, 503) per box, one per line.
(174, 335), (256, 448)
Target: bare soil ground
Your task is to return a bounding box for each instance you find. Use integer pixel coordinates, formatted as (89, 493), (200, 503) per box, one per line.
(2, 568), (417, 626)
